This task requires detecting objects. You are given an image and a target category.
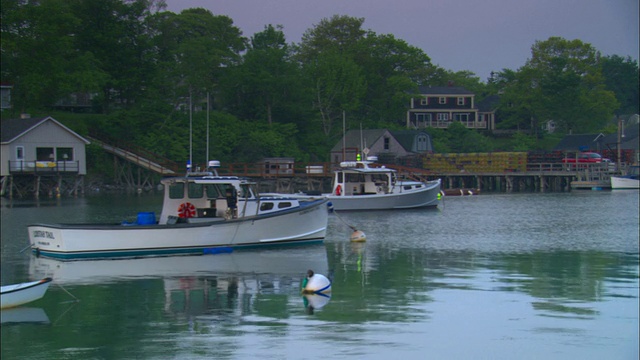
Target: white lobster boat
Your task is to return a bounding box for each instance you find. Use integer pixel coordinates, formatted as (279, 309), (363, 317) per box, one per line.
(611, 165), (639, 190)
(28, 164), (329, 260)
(325, 159), (441, 211)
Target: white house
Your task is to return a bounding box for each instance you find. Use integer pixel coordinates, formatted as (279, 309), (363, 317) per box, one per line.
(1, 115), (90, 177)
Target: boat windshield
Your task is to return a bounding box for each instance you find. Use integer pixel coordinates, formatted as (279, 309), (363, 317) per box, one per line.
(371, 174), (389, 183)
(240, 184), (257, 199)
(345, 173), (365, 182)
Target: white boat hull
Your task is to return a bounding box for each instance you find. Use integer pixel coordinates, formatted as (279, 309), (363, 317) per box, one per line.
(1, 278), (52, 309)
(611, 176), (640, 189)
(29, 199), (329, 260)
(327, 179), (441, 211)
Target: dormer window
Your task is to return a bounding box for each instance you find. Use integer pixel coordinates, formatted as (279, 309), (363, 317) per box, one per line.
(420, 97), (428, 105)
(457, 97), (465, 105)
(439, 97), (446, 104)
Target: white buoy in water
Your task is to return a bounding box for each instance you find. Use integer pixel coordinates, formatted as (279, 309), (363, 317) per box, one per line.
(350, 230), (366, 242)
(301, 270), (332, 294)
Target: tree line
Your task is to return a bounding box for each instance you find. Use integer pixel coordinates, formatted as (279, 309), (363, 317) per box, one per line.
(1, 0), (638, 165)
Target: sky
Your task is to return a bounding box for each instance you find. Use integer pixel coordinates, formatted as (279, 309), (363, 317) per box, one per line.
(165, 0), (639, 81)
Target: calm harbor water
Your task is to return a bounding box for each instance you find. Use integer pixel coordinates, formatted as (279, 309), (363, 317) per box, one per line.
(1, 191), (638, 359)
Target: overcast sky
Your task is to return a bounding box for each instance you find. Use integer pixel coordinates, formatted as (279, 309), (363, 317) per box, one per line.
(165, 0), (639, 81)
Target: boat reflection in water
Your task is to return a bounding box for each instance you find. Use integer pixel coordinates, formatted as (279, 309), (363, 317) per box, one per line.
(1, 307), (49, 325)
(29, 245), (331, 315)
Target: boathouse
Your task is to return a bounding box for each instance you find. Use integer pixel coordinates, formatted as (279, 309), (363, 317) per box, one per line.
(331, 129), (433, 164)
(1, 115), (90, 197)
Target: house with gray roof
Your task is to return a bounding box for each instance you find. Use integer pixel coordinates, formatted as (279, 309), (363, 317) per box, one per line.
(406, 86), (500, 131)
(331, 129), (433, 164)
(1, 115), (90, 177)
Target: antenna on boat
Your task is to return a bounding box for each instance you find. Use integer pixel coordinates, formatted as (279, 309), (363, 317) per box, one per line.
(189, 89), (193, 173)
(342, 111), (346, 162)
(359, 123), (363, 161)
(206, 92), (210, 165)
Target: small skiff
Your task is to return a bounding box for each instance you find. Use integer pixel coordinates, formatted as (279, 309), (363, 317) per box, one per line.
(1, 278), (52, 309)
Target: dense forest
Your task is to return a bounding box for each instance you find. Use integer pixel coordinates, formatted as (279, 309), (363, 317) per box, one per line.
(1, 0), (638, 167)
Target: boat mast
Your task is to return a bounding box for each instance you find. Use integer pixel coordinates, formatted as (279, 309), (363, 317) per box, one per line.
(342, 111), (346, 162)
(359, 123), (363, 161)
(206, 92), (210, 165)
(189, 89), (193, 173)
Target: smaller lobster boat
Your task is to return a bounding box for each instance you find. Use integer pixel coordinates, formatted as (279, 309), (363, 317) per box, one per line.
(326, 159), (441, 210)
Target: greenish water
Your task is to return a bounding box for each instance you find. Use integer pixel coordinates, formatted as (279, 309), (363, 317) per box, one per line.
(1, 191), (638, 359)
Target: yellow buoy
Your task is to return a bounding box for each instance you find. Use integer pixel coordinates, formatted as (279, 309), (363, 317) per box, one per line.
(350, 230), (366, 242)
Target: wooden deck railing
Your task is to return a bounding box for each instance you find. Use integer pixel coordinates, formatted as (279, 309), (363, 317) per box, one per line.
(8, 160), (80, 174)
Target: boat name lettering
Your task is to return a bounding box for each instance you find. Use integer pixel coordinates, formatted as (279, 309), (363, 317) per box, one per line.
(33, 230), (55, 239)
(37, 241), (50, 246)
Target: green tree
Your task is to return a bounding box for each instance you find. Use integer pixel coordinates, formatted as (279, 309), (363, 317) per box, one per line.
(1, 0), (110, 110)
(600, 55), (639, 115)
(295, 15), (366, 63)
(511, 37), (618, 133)
(304, 50), (366, 136)
(220, 25), (304, 126)
(446, 121), (491, 152)
(149, 8), (246, 110)
(68, 0), (160, 113)
(354, 32), (433, 127)
(296, 16), (369, 136)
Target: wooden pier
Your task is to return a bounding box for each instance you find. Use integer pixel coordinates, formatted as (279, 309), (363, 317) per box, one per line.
(214, 161), (614, 193)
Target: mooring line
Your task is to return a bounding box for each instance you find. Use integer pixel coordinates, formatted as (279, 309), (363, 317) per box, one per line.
(19, 243), (33, 253)
(332, 210), (358, 231)
(57, 283), (80, 302)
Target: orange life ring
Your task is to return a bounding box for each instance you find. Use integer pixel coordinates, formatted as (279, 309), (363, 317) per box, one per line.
(178, 202), (196, 218)
(335, 184), (342, 196)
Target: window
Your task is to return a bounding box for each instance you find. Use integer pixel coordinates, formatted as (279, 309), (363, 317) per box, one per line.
(437, 113), (449, 121)
(169, 183), (184, 199)
(16, 146), (24, 160)
(204, 184), (221, 198)
(384, 137), (390, 150)
(416, 113), (431, 122)
(278, 202), (292, 209)
(417, 135), (428, 151)
(457, 97), (465, 105)
(188, 182), (203, 199)
(57, 147), (73, 161)
(454, 113), (469, 122)
(260, 203), (274, 211)
(420, 97), (428, 105)
(439, 97), (446, 104)
(36, 147), (54, 161)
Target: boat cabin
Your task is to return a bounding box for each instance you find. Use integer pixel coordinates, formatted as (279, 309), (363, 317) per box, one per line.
(333, 161), (397, 196)
(158, 174), (300, 224)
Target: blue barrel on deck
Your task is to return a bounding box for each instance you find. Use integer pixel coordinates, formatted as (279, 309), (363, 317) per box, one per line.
(136, 212), (156, 225)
